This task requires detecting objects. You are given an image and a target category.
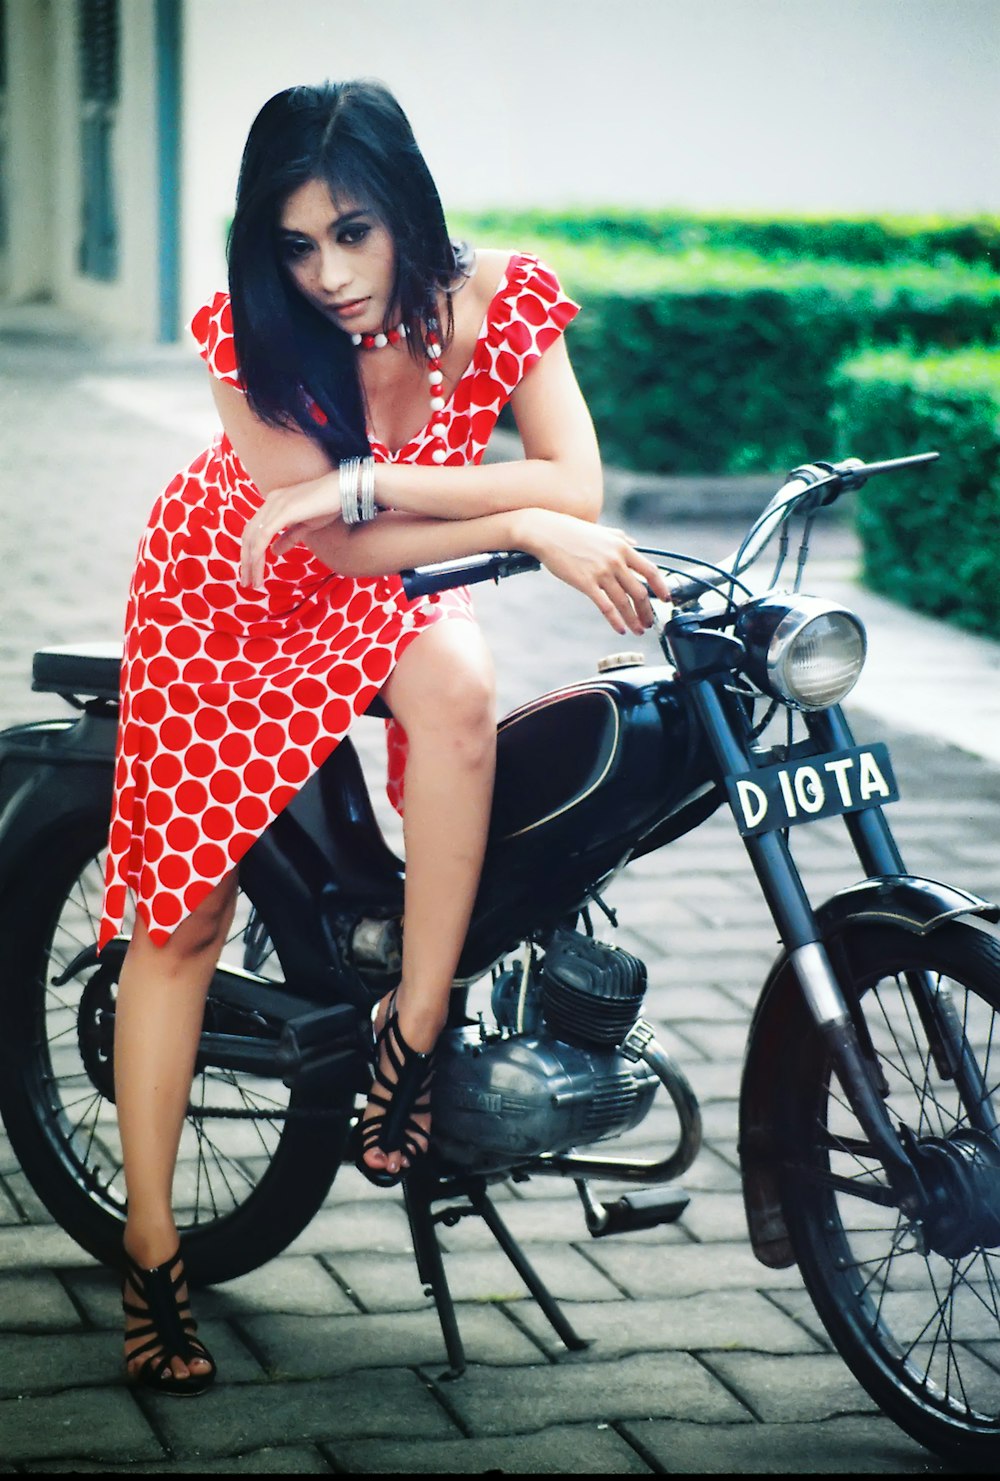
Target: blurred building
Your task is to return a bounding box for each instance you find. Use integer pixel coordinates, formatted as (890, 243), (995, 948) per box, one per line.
(2, 0), (998, 342)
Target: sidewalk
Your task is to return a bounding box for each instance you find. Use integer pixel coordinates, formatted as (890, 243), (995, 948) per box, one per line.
(2, 329), (999, 1473)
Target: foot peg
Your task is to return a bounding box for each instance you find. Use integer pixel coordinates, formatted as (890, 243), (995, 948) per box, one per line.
(576, 1180), (690, 1237)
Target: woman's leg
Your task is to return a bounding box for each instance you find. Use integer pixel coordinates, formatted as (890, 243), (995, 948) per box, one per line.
(114, 871), (238, 1379)
(361, 618), (496, 1179)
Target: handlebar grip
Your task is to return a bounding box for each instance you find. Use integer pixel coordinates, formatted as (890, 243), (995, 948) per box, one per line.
(400, 550), (541, 599)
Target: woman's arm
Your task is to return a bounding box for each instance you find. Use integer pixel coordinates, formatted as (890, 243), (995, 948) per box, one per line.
(300, 506), (670, 640)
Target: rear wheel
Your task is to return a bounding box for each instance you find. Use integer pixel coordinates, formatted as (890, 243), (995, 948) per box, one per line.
(779, 921), (1000, 1465)
(0, 821), (353, 1285)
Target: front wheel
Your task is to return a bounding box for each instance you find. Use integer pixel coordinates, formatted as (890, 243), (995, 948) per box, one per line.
(778, 920), (1000, 1466)
(0, 820), (353, 1286)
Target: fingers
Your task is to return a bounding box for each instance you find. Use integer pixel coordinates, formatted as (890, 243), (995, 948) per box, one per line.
(239, 474), (341, 588)
(594, 542), (670, 636)
(240, 513), (274, 590)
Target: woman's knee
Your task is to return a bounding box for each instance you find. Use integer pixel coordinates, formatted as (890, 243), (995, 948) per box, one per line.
(165, 873), (238, 960)
(386, 623), (496, 740)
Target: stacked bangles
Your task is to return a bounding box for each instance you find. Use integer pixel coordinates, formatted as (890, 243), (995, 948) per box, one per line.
(339, 456), (378, 525)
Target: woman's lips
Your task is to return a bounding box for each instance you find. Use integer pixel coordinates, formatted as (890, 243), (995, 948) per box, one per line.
(329, 297), (369, 320)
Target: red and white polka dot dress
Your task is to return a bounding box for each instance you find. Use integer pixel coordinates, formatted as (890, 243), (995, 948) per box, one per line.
(98, 253), (579, 949)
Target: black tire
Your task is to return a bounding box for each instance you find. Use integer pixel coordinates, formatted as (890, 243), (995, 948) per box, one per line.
(0, 818), (352, 1286)
(778, 920), (1000, 1466)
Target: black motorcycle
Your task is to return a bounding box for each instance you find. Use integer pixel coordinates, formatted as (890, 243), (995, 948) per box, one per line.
(2, 451), (1000, 1465)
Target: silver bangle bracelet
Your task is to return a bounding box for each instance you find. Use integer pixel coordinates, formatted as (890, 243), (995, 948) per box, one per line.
(359, 456), (377, 523)
(339, 457), (361, 525)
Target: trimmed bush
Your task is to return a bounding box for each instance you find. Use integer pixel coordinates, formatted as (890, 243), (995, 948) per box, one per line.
(473, 234), (1000, 473)
(453, 209), (1000, 269)
(833, 349), (1000, 637)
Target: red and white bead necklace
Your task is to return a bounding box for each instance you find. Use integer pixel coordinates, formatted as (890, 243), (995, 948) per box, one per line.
(351, 317), (449, 465)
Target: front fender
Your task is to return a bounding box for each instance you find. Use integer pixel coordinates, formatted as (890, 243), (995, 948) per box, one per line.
(738, 874), (1000, 1270)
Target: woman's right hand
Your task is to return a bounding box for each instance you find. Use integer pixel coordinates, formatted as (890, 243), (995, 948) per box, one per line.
(514, 508), (674, 637)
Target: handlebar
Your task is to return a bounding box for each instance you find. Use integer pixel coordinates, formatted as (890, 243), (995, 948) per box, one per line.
(400, 549), (541, 599)
(398, 451), (938, 607)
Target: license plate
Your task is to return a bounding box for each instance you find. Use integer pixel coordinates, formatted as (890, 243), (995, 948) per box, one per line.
(725, 742), (899, 837)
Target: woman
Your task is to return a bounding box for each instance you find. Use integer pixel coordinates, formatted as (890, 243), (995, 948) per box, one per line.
(102, 78), (671, 1395)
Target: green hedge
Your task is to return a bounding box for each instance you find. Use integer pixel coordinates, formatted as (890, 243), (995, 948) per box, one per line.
(478, 235), (1000, 473)
(833, 348), (1000, 637)
(454, 209), (1000, 268)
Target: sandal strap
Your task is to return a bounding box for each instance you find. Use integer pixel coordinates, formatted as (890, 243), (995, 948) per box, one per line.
(122, 1247), (214, 1374)
(365, 1008), (436, 1158)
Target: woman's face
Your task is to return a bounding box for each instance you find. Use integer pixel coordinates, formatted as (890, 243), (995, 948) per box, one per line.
(278, 178), (396, 334)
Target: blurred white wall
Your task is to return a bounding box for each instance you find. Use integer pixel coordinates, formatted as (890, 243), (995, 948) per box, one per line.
(181, 0), (1000, 313)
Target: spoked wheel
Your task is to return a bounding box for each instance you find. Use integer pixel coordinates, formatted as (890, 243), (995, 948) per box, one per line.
(0, 821), (353, 1286)
(779, 920), (1000, 1466)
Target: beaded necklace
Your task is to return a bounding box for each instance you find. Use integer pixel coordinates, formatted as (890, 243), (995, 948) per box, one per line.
(352, 318), (448, 464)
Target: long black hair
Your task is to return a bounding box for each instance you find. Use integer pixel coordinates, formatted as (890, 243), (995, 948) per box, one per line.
(227, 80), (466, 459)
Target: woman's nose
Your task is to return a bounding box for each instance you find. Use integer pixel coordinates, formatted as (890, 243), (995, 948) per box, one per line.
(317, 246), (351, 294)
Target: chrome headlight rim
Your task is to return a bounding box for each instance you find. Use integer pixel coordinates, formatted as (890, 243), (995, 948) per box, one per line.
(738, 593), (868, 711)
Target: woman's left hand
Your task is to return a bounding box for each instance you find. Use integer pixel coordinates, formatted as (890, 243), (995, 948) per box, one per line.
(240, 473), (343, 588)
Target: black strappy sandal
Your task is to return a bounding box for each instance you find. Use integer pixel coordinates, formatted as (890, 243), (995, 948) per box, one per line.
(356, 994), (436, 1188)
(122, 1247), (217, 1397)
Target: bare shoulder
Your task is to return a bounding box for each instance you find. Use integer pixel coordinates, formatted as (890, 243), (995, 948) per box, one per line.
(463, 247), (517, 312)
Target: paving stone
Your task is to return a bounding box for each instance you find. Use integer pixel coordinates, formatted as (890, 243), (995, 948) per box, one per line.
(331, 1421), (654, 1473)
(146, 1369), (458, 1459)
(330, 1242), (623, 1316)
(198, 1260), (355, 1320)
(429, 1351), (751, 1435)
(0, 1321), (262, 1397)
(29, 1444), (334, 1473)
(674, 1189), (756, 1243)
(621, 1415), (947, 1473)
(699, 1099), (741, 1144)
(1, 1331), (120, 1398)
(0, 1181), (22, 1226)
(0, 1271), (83, 1332)
(1, 1167), (64, 1226)
(64, 1256), (350, 1326)
(702, 1350), (879, 1422)
(0, 1388), (163, 1465)
(584, 1240), (806, 1300)
(0, 1225), (97, 1271)
(241, 1303), (541, 1378)
(675, 1020), (759, 1060)
(512, 1290), (821, 1361)
(280, 1199), (415, 1256)
(669, 1059), (744, 1106)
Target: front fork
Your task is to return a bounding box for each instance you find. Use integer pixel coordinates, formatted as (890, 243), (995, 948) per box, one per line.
(687, 677), (922, 1201)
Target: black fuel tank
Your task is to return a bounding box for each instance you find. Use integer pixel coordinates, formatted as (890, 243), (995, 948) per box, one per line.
(460, 664), (713, 976)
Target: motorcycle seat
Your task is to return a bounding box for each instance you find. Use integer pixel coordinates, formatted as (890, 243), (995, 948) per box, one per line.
(33, 643), (123, 701)
(31, 642), (393, 718)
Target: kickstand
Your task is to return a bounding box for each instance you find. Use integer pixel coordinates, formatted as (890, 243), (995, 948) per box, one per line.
(403, 1169), (590, 1379)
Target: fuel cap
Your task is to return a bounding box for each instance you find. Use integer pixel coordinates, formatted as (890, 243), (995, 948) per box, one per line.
(596, 652), (645, 673)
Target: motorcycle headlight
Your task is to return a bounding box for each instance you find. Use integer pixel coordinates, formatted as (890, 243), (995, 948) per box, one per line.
(736, 594), (867, 710)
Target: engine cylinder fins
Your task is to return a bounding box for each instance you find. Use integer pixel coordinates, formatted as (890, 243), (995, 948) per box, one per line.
(541, 930), (648, 1049)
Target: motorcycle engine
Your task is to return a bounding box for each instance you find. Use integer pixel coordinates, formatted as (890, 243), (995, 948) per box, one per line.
(432, 930), (658, 1173)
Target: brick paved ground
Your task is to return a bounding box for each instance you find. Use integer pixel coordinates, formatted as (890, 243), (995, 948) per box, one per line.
(2, 331), (999, 1471)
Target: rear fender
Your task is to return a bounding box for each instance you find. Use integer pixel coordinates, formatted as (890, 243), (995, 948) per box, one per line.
(739, 875), (1000, 1269)
(0, 714), (116, 896)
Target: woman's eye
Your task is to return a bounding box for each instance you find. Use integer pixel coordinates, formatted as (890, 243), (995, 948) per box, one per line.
(338, 224), (370, 246)
(280, 238), (313, 261)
